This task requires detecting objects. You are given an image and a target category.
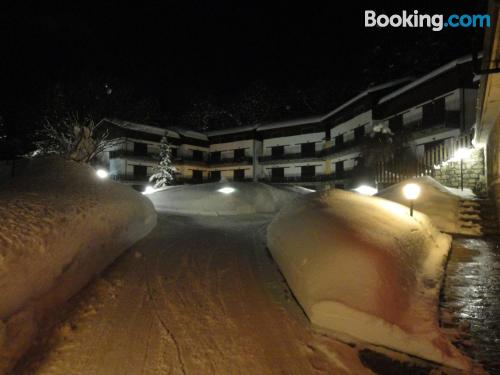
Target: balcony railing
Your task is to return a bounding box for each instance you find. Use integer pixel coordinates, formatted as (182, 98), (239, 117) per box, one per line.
(111, 174), (150, 183)
(109, 150), (159, 162)
(258, 171), (354, 183)
(208, 156), (253, 165)
(258, 151), (323, 163)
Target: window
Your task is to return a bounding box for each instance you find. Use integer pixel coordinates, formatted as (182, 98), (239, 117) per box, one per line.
(171, 147), (178, 158)
(335, 134), (344, 146)
(133, 165), (147, 179)
(209, 170), (221, 181)
(234, 148), (245, 161)
(271, 146), (284, 158)
(354, 126), (365, 141)
(335, 161), (344, 177)
(389, 116), (403, 133)
(134, 142), (147, 156)
(210, 151), (221, 161)
(192, 150), (203, 161)
(233, 169), (245, 181)
(271, 167), (285, 181)
(301, 166), (315, 178)
(422, 98), (445, 127)
(301, 143), (315, 157)
(192, 170), (203, 183)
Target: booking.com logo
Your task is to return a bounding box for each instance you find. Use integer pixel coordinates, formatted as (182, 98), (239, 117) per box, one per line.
(365, 10), (491, 31)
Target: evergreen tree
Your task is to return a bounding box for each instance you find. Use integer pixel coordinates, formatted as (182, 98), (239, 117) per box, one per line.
(149, 135), (176, 188)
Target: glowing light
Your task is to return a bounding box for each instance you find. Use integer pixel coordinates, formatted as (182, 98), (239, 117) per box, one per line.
(217, 187), (235, 194)
(96, 169), (109, 179)
(353, 185), (377, 196)
(143, 186), (157, 195)
(403, 183), (421, 201)
(453, 148), (472, 161)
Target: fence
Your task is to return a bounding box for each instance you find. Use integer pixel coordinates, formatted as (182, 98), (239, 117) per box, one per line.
(376, 134), (473, 186)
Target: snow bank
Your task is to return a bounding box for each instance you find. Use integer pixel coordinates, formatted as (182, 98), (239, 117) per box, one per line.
(0, 157), (156, 372)
(377, 176), (479, 235)
(146, 181), (303, 215)
(267, 189), (470, 370)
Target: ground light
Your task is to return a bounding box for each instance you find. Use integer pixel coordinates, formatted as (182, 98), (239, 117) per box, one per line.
(217, 187), (235, 194)
(143, 186), (156, 195)
(96, 169), (109, 179)
(402, 183), (420, 217)
(353, 185), (377, 196)
(454, 148), (472, 191)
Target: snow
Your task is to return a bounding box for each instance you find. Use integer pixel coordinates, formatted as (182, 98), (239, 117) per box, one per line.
(14, 214), (375, 374)
(146, 181), (302, 215)
(377, 176), (480, 235)
(267, 189), (470, 370)
(0, 157), (156, 373)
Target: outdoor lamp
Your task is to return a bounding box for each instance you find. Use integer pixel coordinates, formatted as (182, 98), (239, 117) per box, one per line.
(353, 185), (377, 196)
(403, 183), (420, 217)
(217, 187), (235, 194)
(143, 185), (156, 195)
(96, 169), (109, 179)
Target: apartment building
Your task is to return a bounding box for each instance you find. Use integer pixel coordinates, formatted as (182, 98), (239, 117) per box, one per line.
(97, 55), (478, 191)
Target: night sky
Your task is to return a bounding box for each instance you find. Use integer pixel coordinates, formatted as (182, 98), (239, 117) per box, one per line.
(0, 1), (488, 149)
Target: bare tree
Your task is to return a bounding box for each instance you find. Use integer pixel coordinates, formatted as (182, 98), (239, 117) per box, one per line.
(34, 113), (117, 163)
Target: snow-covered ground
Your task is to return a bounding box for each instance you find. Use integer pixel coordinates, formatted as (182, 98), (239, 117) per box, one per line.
(377, 176), (481, 235)
(15, 214), (374, 375)
(146, 181), (306, 215)
(267, 189), (470, 370)
(0, 157), (156, 373)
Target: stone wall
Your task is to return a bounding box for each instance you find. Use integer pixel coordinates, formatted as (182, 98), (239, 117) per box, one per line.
(433, 148), (486, 194)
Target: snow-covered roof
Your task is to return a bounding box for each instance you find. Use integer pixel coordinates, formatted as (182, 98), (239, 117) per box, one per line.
(173, 128), (209, 141)
(320, 77), (413, 121)
(100, 118), (180, 138)
(256, 116), (322, 132)
(378, 55), (474, 104)
(205, 124), (260, 137)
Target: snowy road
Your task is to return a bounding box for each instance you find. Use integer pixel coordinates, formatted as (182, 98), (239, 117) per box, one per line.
(15, 213), (371, 374)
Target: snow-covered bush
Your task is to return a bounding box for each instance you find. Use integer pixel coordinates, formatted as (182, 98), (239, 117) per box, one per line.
(377, 176), (480, 235)
(0, 157), (157, 372)
(267, 189), (469, 370)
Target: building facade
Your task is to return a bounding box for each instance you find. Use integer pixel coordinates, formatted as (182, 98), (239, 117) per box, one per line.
(97, 55), (480, 191)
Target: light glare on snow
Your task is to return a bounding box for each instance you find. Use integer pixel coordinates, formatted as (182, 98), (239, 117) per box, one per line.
(96, 169), (109, 179)
(217, 187), (235, 194)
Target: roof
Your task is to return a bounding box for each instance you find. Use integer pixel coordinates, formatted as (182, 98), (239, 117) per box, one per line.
(320, 77), (413, 121)
(100, 118), (180, 139)
(255, 116), (322, 132)
(173, 128), (209, 141)
(205, 124), (260, 137)
(378, 55), (474, 104)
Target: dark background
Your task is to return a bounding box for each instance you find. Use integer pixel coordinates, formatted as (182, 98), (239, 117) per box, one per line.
(0, 0), (488, 152)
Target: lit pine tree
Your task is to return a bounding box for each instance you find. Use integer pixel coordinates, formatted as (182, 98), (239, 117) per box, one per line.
(149, 135), (176, 188)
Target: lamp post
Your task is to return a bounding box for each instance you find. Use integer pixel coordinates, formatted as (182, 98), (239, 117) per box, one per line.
(403, 183), (421, 217)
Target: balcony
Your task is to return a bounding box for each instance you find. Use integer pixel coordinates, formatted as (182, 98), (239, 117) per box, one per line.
(109, 150), (158, 163)
(258, 151), (323, 163)
(208, 156), (253, 166)
(258, 170), (355, 184)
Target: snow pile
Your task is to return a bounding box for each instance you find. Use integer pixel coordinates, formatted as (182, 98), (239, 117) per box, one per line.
(267, 189), (470, 370)
(377, 176), (480, 235)
(0, 157), (156, 373)
(146, 181), (302, 215)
